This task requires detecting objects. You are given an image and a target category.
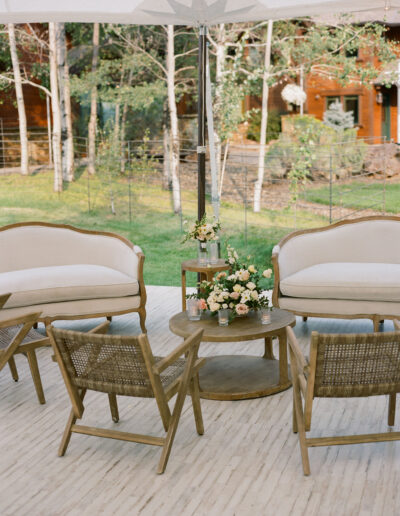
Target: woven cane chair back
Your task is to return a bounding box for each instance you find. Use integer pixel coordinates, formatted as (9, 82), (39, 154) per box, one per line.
(313, 332), (400, 398)
(52, 328), (155, 397)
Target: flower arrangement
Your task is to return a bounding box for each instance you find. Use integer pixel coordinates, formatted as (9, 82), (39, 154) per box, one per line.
(281, 84), (306, 107)
(182, 215), (221, 243)
(189, 245), (272, 321)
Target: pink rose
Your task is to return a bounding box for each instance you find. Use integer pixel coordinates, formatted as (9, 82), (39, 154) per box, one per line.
(199, 299), (207, 310)
(216, 272), (227, 281)
(236, 303), (249, 316)
(230, 291), (240, 300)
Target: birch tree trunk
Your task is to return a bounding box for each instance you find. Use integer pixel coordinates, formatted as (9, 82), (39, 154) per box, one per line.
(213, 23), (226, 181)
(56, 22), (74, 182)
(88, 23), (99, 175)
(167, 25), (181, 214)
(120, 70), (132, 174)
(162, 106), (171, 189)
(8, 24), (29, 175)
(49, 23), (62, 192)
(253, 20), (273, 213)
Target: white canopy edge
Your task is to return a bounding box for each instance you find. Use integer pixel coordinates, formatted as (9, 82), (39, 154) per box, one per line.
(0, 0), (398, 25)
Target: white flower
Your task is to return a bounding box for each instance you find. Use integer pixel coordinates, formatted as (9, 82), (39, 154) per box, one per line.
(263, 269), (272, 278)
(233, 284), (242, 293)
(217, 294), (225, 303)
(229, 257), (235, 265)
(222, 303), (228, 309)
(229, 302), (234, 308)
(246, 281), (256, 291)
(251, 291), (259, 300)
(281, 84), (306, 106)
(248, 265), (256, 273)
(209, 302), (221, 312)
(237, 269), (250, 282)
(241, 291), (251, 303)
(228, 274), (236, 281)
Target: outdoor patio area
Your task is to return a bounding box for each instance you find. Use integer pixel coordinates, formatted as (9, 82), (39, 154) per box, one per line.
(1, 285), (399, 516)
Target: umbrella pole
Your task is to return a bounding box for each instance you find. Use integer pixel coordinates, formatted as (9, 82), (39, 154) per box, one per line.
(197, 25), (207, 221)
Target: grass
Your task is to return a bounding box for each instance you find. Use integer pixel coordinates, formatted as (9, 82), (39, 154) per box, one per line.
(0, 169), (329, 286)
(303, 181), (400, 214)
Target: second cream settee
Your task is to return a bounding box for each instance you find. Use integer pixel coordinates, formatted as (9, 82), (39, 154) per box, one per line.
(272, 216), (400, 331)
(0, 222), (146, 330)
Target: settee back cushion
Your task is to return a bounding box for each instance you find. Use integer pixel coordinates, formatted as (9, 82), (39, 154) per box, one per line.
(0, 225), (139, 279)
(278, 219), (400, 280)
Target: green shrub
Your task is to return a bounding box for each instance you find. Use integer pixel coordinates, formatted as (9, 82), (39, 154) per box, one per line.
(246, 109), (282, 143)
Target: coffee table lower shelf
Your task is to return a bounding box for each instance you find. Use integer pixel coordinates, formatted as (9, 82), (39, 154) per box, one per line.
(198, 355), (291, 401)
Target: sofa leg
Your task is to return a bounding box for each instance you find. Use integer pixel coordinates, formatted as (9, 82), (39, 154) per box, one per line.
(107, 316), (112, 322)
(139, 308), (147, 333)
(302, 316), (308, 322)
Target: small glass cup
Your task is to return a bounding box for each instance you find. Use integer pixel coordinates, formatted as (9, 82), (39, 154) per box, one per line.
(187, 298), (201, 321)
(197, 241), (208, 265)
(208, 241), (219, 264)
(218, 309), (230, 326)
(260, 308), (272, 325)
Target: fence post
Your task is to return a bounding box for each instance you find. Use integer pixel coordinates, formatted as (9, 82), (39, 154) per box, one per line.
(86, 137), (91, 213)
(383, 136), (387, 214)
(329, 152), (333, 224)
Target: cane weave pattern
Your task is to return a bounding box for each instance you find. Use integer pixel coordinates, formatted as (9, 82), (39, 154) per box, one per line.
(314, 332), (400, 398)
(0, 325), (46, 351)
(52, 328), (185, 397)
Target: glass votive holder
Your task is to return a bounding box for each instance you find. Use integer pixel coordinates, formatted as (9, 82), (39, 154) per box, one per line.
(260, 308), (272, 325)
(198, 241), (208, 265)
(187, 298), (201, 321)
(208, 241), (219, 264)
(218, 309), (230, 326)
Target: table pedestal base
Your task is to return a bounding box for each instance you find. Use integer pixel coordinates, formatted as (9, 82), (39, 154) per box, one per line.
(198, 355), (291, 401)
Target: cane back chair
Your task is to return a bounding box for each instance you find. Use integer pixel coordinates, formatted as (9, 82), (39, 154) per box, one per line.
(0, 293), (49, 404)
(47, 323), (205, 474)
(287, 326), (400, 475)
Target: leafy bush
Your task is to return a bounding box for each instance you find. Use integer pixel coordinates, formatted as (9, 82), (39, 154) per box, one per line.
(246, 109), (282, 143)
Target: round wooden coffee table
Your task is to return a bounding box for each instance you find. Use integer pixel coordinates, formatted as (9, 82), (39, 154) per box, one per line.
(169, 308), (296, 401)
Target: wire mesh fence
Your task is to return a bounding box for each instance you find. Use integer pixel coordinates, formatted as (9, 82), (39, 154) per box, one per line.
(0, 134), (395, 240)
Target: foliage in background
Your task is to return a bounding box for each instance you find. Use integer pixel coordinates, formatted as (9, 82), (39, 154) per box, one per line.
(246, 109), (282, 143)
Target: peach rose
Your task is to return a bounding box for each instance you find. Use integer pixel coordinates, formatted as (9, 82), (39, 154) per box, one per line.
(199, 298), (207, 310)
(236, 303), (249, 316)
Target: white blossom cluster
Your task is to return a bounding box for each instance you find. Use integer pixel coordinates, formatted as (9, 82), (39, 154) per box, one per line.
(281, 84), (306, 106)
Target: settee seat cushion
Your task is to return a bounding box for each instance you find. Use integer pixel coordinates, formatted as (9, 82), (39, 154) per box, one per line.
(280, 262), (400, 302)
(0, 265), (139, 308)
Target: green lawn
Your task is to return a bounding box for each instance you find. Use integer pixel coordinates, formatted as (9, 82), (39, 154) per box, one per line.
(0, 170), (328, 286)
(303, 181), (399, 214)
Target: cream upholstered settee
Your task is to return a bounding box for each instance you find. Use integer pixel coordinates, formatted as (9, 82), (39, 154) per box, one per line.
(0, 222), (146, 330)
(272, 216), (400, 331)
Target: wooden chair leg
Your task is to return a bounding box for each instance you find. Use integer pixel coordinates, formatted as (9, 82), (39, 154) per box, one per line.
(59, 389), (86, 457)
(139, 308), (147, 333)
(26, 350), (45, 404)
(189, 375), (204, 435)
(106, 316), (112, 322)
(8, 356), (19, 381)
(302, 316), (308, 322)
(293, 379), (311, 476)
(108, 393), (119, 423)
(388, 393), (396, 426)
(293, 391), (298, 433)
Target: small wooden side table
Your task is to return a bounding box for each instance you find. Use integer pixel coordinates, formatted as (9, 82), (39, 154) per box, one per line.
(181, 259), (230, 311)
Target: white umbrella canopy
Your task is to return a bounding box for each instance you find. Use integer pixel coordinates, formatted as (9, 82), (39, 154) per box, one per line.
(0, 0), (398, 26)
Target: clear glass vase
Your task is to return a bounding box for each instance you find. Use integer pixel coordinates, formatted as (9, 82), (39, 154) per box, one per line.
(197, 241), (208, 265)
(208, 241), (219, 264)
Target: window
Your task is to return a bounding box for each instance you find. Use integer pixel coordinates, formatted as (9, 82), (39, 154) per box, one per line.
(325, 95), (360, 125)
(326, 96), (340, 109)
(345, 47), (359, 59)
(344, 95), (359, 125)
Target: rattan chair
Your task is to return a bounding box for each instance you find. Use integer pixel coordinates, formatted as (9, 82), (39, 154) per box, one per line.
(287, 326), (400, 475)
(47, 323), (205, 474)
(0, 293), (49, 404)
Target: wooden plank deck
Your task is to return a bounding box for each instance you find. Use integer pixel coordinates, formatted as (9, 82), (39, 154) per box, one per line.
(1, 285), (399, 516)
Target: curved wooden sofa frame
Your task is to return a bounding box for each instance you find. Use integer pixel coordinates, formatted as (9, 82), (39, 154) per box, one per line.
(272, 215), (400, 332)
(0, 222), (147, 331)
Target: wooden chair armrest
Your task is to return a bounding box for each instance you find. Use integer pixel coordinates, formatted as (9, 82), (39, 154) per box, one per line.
(153, 329), (204, 374)
(0, 293), (11, 310)
(287, 326), (309, 374)
(0, 311), (42, 329)
(88, 321), (110, 335)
